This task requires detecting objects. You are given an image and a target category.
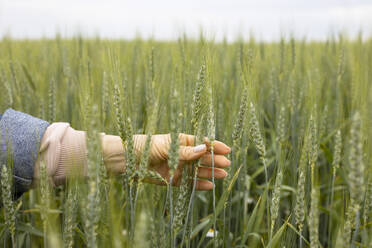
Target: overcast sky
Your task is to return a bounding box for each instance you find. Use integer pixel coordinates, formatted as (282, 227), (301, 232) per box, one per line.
(1, 0), (371, 41)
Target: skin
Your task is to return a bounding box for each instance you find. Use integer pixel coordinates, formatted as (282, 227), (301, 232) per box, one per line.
(138, 133), (231, 190)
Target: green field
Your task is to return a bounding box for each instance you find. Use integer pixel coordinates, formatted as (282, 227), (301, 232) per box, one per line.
(0, 35), (371, 247)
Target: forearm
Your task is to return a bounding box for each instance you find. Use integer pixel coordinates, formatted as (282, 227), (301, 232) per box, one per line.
(33, 123), (127, 186)
(1, 109), (230, 195)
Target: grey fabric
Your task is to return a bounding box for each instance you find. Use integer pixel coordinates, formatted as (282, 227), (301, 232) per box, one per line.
(0, 109), (49, 199)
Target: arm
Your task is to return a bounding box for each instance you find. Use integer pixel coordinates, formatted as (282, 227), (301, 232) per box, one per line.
(0, 109), (230, 197)
(34, 123), (231, 190)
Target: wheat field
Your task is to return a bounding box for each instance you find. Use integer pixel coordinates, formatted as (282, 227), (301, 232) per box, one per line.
(0, 34), (372, 247)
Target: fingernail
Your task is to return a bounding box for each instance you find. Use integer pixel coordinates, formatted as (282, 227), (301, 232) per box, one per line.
(226, 159), (231, 166)
(226, 146), (231, 153)
(193, 144), (206, 153)
(219, 170), (227, 178)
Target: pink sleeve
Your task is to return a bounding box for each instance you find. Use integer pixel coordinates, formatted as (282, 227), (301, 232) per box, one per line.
(33, 123), (127, 187)
(33, 123), (88, 186)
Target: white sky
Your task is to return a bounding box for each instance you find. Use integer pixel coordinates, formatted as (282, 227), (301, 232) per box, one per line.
(1, 0), (371, 41)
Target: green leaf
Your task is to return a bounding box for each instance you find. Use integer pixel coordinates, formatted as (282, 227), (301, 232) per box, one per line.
(254, 190), (268, 231)
(16, 223), (43, 237)
(191, 219), (209, 239)
(240, 189), (267, 245)
(16, 232), (27, 247)
(286, 221), (310, 246)
(266, 216), (289, 248)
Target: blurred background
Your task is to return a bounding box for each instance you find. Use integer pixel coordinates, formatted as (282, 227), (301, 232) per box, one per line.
(1, 0), (371, 41)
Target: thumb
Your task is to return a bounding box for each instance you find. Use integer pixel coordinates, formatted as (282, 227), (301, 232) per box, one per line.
(179, 144), (207, 161)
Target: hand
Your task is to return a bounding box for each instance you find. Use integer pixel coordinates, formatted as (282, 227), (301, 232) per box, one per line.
(102, 133), (231, 190)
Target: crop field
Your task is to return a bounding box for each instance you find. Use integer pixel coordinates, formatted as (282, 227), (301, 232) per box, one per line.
(0, 35), (371, 247)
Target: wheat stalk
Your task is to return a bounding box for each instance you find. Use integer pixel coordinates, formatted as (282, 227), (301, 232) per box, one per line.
(1, 164), (16, 246)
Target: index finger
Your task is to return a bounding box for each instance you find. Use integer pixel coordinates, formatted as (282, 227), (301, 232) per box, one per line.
(178, 133), (231, 155)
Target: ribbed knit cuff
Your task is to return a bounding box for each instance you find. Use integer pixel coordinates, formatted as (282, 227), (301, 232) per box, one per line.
(34, 123), (88, 186)
(54, 125), (88, 185)
(34, 123), (129, 187)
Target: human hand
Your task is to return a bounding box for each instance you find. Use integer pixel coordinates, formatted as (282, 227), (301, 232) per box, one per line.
(101, 133), (231, 190)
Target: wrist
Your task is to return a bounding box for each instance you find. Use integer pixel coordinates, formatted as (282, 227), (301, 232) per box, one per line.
(101, 134), (126, 174)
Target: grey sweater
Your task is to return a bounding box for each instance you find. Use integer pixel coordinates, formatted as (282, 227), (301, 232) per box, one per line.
(0, 109), (49, 199)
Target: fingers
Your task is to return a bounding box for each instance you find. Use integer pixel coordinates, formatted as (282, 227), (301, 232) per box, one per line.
(179, 144), (207, 161)
(197, 166), (227, 179)
(144, 164), (227, 190)
(146, 178), (214, 191)
(178, 133), (197, 146)
(195, 180), (213, 190)
(200, 154), (231, 168)
(177, 133), (231, 155)
(211, 141), (231, 155)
